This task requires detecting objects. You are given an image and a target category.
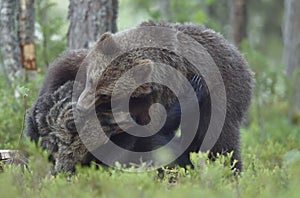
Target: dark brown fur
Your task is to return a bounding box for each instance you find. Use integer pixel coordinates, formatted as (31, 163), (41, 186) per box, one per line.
(141, 22), (254, 171)
(26, 49), (88, 143)
(77, 21), (254, 171)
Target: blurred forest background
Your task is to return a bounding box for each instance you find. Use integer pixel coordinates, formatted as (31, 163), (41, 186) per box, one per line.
(0, 0), (299, 197)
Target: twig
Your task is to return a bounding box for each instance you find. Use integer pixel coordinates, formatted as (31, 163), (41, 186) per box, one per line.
(18, 94), (27, 147)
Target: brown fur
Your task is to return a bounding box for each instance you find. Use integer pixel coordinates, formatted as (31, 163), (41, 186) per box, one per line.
(26, 49), (88, 144)
(39, 49), (89, 96)
(77, 21), (254, 171)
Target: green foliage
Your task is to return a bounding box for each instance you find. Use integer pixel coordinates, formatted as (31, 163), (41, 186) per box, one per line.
(0, 77), (23, 148)
(35, 0), (67, 71)
(168, 0), (206, 23)
(241, 41), (300, 138)
(1, 141), (300, 198)
(127, 0), (208, 24)
(0, 75), (41, 148)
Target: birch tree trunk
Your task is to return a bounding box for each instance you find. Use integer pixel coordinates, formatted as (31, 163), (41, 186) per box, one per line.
(0, 0), (22, 82)
(67, 0), (118, 49)
(229, 0), (247, 48)
(19, 0), (37, 80)
(283, 0), (300, 123)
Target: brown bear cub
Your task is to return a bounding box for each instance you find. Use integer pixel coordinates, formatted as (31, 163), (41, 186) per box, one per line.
(26, 21), (253, 173)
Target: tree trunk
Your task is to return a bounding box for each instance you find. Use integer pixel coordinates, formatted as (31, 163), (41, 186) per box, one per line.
(19, 0), (37, 80)
(67, 0), (118, 49)
(0, 0), (22, 82)
(229, 0), (247, 48)
(283, 0), (300, 123)
(284, 0), (300, 76)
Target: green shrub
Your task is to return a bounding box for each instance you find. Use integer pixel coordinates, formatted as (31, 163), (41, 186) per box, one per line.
(0, 75), (42, 148)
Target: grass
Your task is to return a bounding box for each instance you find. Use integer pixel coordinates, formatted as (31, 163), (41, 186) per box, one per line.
(0, 130), (300, 198)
